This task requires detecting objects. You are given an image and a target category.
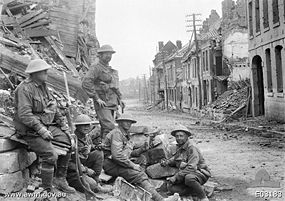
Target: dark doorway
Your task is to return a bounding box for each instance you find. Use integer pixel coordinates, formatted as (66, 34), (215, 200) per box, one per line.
(252, 55), (265, 116)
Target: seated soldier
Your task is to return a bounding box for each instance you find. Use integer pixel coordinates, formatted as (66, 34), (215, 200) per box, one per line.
(67, 114), (112, 193)
(14, 59), (76, 197)
(103, 114), (179, 201)
(161, 125), (211, 201)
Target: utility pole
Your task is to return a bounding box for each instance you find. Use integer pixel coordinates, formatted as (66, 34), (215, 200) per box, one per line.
(186, 13), (202, 109)
(162, 51), (169, 111)
(149, 66), (152, 104)
(138, 77), (141, 101)
(143, 74), (149, 103)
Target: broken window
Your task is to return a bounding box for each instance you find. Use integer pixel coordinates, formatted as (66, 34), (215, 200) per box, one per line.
(263, 0), (269, 28)
(275, 45), (283, 92)
(255, 0), (261, 32)
(249, 1), (253, 36)
(265, 48), (272, 92)
(272, 0), (279, 24)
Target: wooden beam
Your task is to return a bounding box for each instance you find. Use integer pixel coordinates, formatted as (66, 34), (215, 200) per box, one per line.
(25, 27), (57, 37)
(45, 36), (79, 77)
(22, 19), (50, 29)
(18, 9), (43, 24)
(20, 12), (47, 28)
(0, 46), (83, 100)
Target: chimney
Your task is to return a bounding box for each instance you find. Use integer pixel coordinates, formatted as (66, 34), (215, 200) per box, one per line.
(176, 40), (182, 49)
(158, 41), (164, 51)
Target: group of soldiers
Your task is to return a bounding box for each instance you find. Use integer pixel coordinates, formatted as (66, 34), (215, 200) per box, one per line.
(13, 45), (211, 201)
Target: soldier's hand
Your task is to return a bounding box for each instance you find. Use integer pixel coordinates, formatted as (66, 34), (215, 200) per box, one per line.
(160, 159), (168, 167)
(180, 162), (187, 169)
(38, 127), (53, 141)
(97, 99), (106, 107)
(133, 164), (141, 171)
(86, 168), (95, 176)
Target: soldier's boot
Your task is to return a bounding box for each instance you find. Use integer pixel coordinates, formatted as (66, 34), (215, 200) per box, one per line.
(37, 162), (55, 201)
(40, 163), (54, 191)
(54, 154), (76, 193)
(140, 180), (180, 201)
(94, 183), (114, 193)
(53, 176), (76, 193)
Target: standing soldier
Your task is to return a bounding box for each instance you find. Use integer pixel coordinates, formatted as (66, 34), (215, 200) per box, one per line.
(82, 44), (124, 140)
(14, 59), (76, 195)
(103, 114), (179, 201)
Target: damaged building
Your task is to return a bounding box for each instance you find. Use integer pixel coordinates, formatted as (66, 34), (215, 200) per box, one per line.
(0, 0), (99, 195)
(248, 0), (285, 122)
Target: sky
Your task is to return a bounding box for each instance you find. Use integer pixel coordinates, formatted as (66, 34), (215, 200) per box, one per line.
(96, 0), (223, 80)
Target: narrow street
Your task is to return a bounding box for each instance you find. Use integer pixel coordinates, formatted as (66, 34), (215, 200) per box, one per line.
(124, 99), (285, 201)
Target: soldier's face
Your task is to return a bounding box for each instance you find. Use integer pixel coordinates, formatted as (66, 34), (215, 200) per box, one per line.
(119, 121), (133, 131)
(32, 70), (49, 83)
(100, 52), (112, 63)
(175, 131), (188, 145)
(77, 124), (92, 134)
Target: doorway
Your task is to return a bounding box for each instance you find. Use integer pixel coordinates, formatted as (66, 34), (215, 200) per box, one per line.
(252, 55), (265, 116)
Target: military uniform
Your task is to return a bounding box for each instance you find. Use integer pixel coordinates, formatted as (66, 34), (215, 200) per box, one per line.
(67, 129), (104, 192)
(166, 139), (210, 197)
(14, 77), (74, 193)
(82, 61), (121, 139)
(103, 127), (148, 184)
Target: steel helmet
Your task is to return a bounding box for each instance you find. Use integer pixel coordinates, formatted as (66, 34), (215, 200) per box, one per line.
(115, 114), (137, 124)
(171, 124), (192, 137)
(25, 59), (51, 74)
(97, 45), (116, 54)
(74, 114), (99, 125)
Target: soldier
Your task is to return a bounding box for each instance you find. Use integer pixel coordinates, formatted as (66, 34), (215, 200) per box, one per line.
(13, 59), (76, 195)
(103, 114), (179, 201)
(82, 44), (124, 140)
(161, 125), (211, 201)
(67, 114), (112, 193)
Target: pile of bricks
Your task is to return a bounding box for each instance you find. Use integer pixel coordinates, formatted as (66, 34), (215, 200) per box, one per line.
(202, 86), (249, 121)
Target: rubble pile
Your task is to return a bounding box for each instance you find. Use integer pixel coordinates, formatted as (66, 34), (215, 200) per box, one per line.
(0, 0), (93, 103)
(202, 86), (249, 121)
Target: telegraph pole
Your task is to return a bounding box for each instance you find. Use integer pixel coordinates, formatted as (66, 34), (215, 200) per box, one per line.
(186, 13), (202, 109)
(162, 51), (169, 111)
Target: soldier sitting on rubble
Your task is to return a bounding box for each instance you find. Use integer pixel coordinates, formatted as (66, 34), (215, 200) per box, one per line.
(67, 114), (113, 193)
(160, 125), (211, 201)
(103, 114), (180, 201)
(13, 59), (76, 196)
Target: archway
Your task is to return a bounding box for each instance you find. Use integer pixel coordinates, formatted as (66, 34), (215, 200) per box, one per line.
(252, 55), (264, 116)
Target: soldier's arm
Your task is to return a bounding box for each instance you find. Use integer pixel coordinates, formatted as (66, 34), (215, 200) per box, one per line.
(17, 87), (46, 132)
(176, 146), (200, 177)
(82, 67), (100, 101)
(111, 130), (137, 169)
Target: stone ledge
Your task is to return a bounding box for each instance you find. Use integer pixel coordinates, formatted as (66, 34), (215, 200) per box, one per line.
(0, 149), (36, 174)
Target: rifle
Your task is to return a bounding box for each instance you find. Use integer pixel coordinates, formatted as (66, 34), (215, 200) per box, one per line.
(63, 72), (98, 201)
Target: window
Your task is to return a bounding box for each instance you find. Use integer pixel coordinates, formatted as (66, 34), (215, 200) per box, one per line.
(262, 0), (269, 28)
(272, 0), (279, 24)
(249, 2), (253, 36)
(265, 49), (272, 92)
(275, 46), (283, 92)
(255, 0), (261, 32)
